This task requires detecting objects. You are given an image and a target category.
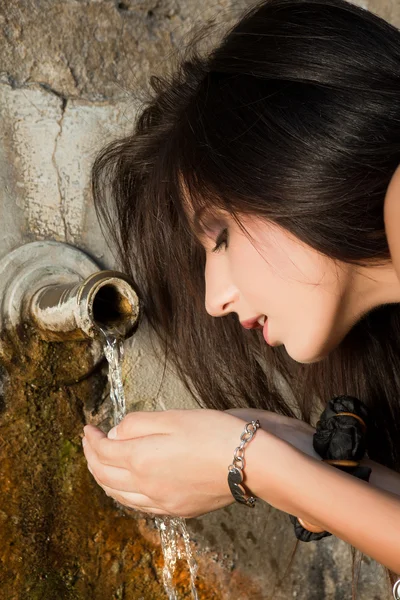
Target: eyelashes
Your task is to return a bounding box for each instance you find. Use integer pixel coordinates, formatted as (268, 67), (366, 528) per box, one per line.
(212, 228), (229, 253)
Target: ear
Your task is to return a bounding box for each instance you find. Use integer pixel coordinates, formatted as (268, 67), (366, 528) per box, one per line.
(384, 163), (400, 283)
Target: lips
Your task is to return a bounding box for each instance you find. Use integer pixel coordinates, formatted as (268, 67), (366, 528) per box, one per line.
(240, 315), (273, 345)
(240, 315), (265, 330)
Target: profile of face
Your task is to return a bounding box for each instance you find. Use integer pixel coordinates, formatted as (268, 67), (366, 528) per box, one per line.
(197, 210), (400, 364)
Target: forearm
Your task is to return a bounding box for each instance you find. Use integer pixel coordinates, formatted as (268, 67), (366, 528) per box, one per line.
(362, 457), (400, 498)
(245, 430), (400, 572)
(226, 408), (400, 497)
(278, 426), (400, 499)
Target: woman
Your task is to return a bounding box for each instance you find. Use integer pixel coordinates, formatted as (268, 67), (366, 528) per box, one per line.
(82, 0), (400, 591)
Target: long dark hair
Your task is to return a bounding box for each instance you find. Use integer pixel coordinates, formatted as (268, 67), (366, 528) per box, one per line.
(91, 0), (400, 595)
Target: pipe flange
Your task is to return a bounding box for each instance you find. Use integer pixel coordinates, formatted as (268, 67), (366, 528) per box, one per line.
(0, 241), (100, 334)
(0, 242), (141, 372)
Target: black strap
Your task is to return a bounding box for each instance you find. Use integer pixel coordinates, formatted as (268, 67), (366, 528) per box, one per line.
(290, 395), (372, 542)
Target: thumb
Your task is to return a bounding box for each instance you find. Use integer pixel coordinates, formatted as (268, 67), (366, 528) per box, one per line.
(83, 424), (107, 441)
(107, 410), (173, 440)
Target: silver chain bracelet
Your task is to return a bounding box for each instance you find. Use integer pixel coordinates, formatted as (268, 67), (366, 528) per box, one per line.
(228, 420), (260, 507)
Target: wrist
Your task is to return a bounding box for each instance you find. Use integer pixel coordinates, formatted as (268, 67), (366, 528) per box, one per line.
(240, 427), (292, 505)
(243, 429), (325, 531)
(224, 417), (309, 512)
(226, 419), (261, 507)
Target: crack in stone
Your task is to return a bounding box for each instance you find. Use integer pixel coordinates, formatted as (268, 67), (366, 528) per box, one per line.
(0, 77), (75, 242)
(51, 97), (69, 242)
(1, 76), (119, 246)
(0, 73), (70, 102)
(0, 77), (111, 107)
(38, 82), (69, 103)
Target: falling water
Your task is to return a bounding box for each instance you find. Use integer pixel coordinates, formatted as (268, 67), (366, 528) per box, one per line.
(154, 516), (199, 600)
(100, 327), (126, 427)
(99, 327), (199, 600)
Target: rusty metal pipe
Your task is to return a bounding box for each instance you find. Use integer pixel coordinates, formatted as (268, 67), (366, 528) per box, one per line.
(30, 271), (140, 341)
(0, 242), (140, 358)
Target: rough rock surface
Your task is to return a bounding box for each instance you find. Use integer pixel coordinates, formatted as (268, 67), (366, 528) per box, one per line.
(0, 0), (399, 598)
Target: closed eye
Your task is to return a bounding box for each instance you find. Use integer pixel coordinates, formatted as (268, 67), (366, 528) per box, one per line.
(212, 228), (229, 253)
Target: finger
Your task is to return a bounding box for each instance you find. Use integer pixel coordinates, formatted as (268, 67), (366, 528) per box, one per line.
(83, 426), (135, 470)
(107, 410), (186, 440)
(83, 439), (144, 493)
(87, 468), (162, 513)
(82, 434), (139, 489)
(83, 448), (153, 505)
(98, 482), (168, 515)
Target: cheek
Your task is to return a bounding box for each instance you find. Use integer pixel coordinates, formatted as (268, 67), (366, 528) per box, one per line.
(228, 243), (262, 293)
(281, 290), (345, 363)
(228, 231), (312, 309)
(228, 241), (298, 317)
(228, 230), (347, 362)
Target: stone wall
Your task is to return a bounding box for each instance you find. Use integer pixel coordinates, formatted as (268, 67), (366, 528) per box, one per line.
(1, 1), (399, 598)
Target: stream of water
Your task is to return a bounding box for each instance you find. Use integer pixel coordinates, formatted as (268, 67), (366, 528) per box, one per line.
(99, 327), (199, 600)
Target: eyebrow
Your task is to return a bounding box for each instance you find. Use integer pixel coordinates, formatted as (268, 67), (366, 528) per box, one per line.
(192, 206), (225, 237)
(192, 207), (207, 236)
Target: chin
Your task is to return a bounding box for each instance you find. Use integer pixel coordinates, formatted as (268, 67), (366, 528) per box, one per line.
(288, 354), (325, 365)
(285, 341), (335, 364)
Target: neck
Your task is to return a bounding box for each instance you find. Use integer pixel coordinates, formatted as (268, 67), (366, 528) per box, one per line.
(349, 262), (400, 321)
(384, 163), (400, 284)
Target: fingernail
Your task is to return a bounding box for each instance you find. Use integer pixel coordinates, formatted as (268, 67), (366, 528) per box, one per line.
(82, 437), (87, 447)
(108, 426), (117, 439)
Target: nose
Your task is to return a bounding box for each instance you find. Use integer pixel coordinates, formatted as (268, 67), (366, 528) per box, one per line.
(204, 254), (239, 318)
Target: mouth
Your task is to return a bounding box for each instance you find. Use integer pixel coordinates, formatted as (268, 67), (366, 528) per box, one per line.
(240, 315), (273, 345)
(240, 315), (266, 329)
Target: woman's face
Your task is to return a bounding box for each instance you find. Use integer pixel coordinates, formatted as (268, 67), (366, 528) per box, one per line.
(197, 211), (400, 364)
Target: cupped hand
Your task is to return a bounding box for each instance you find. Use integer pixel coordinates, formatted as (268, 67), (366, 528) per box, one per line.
(82, 409), (249, 518)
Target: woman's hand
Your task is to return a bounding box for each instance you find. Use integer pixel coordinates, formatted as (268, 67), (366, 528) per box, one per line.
(82, 409), (251, 518)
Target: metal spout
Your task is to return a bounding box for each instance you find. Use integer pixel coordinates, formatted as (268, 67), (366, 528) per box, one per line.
(0, 241), (140, 353)
(30, 270), (140, 341)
